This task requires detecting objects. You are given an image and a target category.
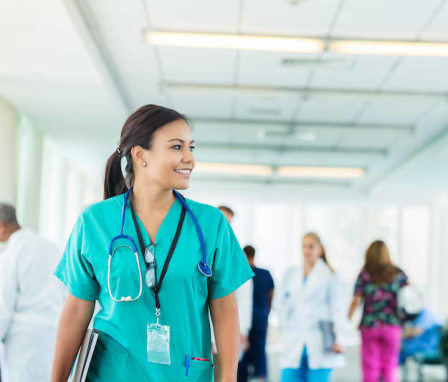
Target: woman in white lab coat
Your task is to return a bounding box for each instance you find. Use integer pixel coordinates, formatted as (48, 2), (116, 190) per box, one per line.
(277, 232), (345, 382)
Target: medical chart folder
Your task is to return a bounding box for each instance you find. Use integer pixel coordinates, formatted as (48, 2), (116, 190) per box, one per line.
(71, 329), (99, 382)
(318, 320), (336, 352)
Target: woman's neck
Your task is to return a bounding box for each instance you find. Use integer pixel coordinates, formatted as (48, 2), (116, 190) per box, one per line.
(304, 259), (317, 277)
(132, 180), (175, 214)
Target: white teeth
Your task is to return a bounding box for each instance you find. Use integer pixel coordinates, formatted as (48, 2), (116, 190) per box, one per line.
(175, 169), (191, 175)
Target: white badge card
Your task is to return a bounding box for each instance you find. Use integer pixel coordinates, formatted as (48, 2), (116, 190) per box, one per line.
(147, 324), (171, 365)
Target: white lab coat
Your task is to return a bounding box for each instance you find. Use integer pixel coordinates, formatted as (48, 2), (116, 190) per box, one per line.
(0, 228), (65, 382)
(276, 259), (346, 370)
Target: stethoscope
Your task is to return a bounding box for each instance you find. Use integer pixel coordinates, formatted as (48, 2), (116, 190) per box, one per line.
(107, 187), (212, 303)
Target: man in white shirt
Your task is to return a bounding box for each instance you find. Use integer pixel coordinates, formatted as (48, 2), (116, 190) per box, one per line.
(212, 206), (253, 381)
(0, 203), (65, 382)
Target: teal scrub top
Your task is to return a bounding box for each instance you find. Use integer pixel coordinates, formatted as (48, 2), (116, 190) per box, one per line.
(55, 192), (254, 382)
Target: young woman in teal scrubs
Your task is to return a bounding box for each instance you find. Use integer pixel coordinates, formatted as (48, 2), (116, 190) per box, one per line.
(51, 105), (254, 382)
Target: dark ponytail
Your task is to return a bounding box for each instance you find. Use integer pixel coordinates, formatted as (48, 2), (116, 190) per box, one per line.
(103, 104), (187, 199)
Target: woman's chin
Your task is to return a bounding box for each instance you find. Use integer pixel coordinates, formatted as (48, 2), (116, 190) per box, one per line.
(172, 180), (189, 190)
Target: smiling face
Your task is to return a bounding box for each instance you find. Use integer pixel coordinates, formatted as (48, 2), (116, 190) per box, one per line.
(133, 119), (195, 190)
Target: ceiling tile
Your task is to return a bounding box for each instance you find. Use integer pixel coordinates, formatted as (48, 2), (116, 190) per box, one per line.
(332, 0), (440, 39)
(311, 52), (397, 90)
(242, 0), (341, 37)
(295, 97), (365, 122)
(144, 0), (240, 32)
(358, 98), (436, 125)
(160, 47), (236, 84)
(235, 93), (299, 121)
(238, 51), (315, 87)
(383, 57), (448, 92)
(171, 91), (233, 118)
(421, 5), (448, 41)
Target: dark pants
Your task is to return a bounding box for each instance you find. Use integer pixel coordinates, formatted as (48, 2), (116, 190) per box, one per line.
(237, 329), (268, 382)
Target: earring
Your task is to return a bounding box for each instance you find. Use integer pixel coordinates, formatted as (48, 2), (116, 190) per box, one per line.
(142, 162), (147, 167)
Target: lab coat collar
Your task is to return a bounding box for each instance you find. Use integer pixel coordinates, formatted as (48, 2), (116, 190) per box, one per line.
(302, 258), (330, 294)
(8, 227), (32, 247)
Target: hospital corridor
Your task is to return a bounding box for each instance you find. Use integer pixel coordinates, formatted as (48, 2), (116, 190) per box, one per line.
(1, 0), (448, 381)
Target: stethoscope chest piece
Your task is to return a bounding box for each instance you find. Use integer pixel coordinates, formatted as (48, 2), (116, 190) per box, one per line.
(198, 262), (212, 277)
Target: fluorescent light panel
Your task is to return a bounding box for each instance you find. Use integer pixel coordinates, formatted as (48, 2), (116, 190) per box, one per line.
(145, 31), (324, 53)
(195, 162), (272, 176)
(330, 40), (448, 57)
(195, 163), (365, 179)
(277, 166), (365, 179)
(145, 30), (448, 57)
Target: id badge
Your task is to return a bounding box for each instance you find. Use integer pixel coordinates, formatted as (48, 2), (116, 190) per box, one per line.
(147, 324), (171, 365)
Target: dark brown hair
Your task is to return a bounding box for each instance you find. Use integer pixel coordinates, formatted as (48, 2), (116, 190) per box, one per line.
(364, 240), (399, 284)
(103, 105), (187, 199)
(243, 245), (256, 260)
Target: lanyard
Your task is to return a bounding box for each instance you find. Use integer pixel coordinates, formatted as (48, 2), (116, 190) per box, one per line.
(129, 193), (186, 317)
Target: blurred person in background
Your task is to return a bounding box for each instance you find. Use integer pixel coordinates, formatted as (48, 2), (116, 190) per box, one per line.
(0, 203), (65, 382)
(213, 205), (253, 381)
(399, 285), (442, 365)
(277, 232), (345, 382)
(349, 240), (409, 382)
(238, 245), (274, 382)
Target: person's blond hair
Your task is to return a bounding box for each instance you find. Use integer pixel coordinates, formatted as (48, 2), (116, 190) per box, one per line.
(303, 232), (334, 272)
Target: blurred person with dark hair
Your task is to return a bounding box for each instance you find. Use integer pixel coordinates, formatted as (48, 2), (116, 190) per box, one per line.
(0, 203), (65, 381)
(238, 245), (274, 382)
(349, 240), (409, 382)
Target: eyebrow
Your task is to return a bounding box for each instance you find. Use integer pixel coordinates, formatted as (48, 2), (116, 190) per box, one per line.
(167, 139), (195, 144)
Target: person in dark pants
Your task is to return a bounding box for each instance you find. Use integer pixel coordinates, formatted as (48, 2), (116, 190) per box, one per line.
(238, 245), (274, 382)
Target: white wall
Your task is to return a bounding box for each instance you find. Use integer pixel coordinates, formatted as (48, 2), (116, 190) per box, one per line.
(16, 115), (43, 230)
(0, 96), (17, 204)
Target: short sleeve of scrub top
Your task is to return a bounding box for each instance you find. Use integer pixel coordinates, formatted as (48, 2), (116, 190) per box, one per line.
(55, 215), (100, 301)
(208, 215), (254, 300)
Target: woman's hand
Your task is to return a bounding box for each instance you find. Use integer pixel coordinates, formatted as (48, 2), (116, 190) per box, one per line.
(332, 343), (344, 353)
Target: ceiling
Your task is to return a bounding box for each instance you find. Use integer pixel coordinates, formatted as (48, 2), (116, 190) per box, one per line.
(1, 0), (448, 199)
